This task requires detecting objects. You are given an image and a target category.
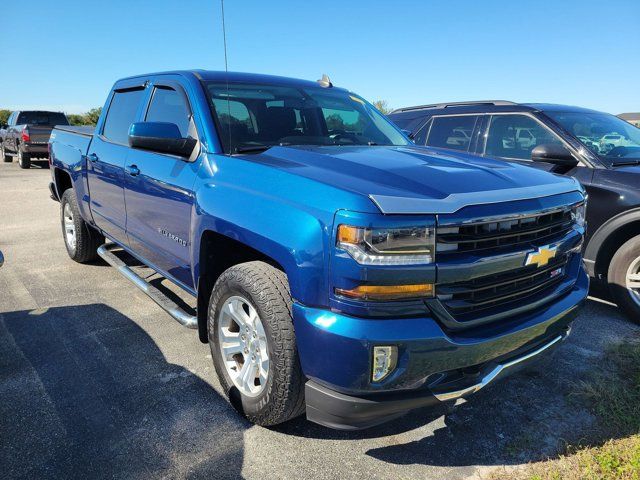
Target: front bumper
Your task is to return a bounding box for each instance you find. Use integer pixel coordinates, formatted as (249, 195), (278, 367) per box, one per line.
(294, 265), (588, 430)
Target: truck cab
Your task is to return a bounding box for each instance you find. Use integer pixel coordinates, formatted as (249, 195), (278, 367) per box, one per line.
(49, 72), (588, 429)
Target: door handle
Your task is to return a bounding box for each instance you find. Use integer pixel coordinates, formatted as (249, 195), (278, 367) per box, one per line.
(86, 153), (100, 163)
(125, 164), (140, 176)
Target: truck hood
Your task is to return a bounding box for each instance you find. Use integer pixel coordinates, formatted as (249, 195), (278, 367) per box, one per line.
(246, 145), (582, 214)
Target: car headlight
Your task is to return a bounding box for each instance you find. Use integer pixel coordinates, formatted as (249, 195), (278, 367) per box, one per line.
(337, 224), (435, 265)
(571, 202), (586, 228)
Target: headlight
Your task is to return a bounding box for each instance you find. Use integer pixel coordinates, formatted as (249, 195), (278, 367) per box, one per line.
(337, 225), (435, 265)
(571, 202), (586, 228)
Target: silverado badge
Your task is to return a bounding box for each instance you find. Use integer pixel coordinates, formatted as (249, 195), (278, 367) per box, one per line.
(525, 245), (558, 268)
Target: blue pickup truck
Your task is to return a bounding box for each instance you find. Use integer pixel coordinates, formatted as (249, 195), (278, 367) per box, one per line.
(49, 70), (588, 430)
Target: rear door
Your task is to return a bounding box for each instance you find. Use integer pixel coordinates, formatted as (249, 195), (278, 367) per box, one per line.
(86, 85), (146, 246)
(123, 79), (201, 288)
(422, 114), (481, 153)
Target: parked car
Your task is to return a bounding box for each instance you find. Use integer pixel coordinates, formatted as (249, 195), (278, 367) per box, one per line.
(389, 101), (640, 321)
(0, 110), (70, 168)
(599, 133), (636, 154)
(49, 72), (587, 430)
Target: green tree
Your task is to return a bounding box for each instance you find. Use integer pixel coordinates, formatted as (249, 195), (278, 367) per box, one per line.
(65, 107), (102, 126)
(67, 114), (86, 126)
(373, 100), (392, 115)
(84, 107), (102, 126)
(0, 109), (10, 126)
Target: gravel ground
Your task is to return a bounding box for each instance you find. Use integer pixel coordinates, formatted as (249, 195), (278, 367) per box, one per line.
(0, 161), (637, 479)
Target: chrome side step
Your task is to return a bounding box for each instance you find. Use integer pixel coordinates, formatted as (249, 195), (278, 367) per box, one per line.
(97, 243), (198, 329)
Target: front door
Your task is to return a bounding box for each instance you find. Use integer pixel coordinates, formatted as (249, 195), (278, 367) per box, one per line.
(123, 82), (200, 288)
(86, 87), (146, 245)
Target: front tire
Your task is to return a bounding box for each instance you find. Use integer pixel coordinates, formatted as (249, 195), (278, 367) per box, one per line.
(608, 234), (640, 323)
(208, 261), (305, 426)
(60, 189), (104, 263)
(17, 150), (31, 169)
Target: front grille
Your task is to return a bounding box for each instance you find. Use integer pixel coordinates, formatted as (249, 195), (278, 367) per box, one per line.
(437, 254), (571, 323)
(438, 208), (574, 255)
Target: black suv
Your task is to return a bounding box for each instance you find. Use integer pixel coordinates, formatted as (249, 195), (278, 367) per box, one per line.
(389, 101), (640, 321)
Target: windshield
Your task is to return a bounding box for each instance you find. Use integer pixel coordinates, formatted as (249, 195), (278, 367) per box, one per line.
(204, 82), (410, 154)
(16, 111), (69, 126)
(546, 111), (640, 165)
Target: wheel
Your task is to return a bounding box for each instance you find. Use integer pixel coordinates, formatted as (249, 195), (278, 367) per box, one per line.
(608, 234), (640, 323)
(0, 144), (11, 162)
(208, 261), (305, 426)
(60, 189), (104, 263)
(17, 150), (31, 169)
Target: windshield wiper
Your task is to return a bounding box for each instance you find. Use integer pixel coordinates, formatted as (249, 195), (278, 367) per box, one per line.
(612, 159), (640, 166)
(234, 142), (296, 154)
(234, 145), (272, 154)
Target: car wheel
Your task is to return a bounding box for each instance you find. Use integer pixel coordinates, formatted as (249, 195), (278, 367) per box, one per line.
(608, 234), (640, 323)
(17, 150), (31, 169)
(0, 145), (11, 162)
(208, 261), (305, 426)
(60, 189), (105, 263)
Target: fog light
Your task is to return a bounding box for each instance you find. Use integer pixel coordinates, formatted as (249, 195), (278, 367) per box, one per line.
(372, 346), (398, 382)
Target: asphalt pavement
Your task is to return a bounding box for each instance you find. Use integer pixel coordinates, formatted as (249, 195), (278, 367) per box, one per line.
(0, 160), (637, 479)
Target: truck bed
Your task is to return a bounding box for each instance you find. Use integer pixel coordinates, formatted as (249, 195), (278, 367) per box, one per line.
(49, 126), (94, 168)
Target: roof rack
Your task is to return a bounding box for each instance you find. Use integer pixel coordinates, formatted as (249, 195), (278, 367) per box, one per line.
(390, 100), (517, 114)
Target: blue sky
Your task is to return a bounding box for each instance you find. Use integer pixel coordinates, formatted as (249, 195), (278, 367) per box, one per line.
(1, 0), (638, 114)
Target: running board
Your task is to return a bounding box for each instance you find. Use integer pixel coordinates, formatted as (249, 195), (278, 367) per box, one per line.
(97, 244), (198, 329)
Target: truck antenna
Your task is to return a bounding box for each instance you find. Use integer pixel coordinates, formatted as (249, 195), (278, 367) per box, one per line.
(220, 0), (232, 155)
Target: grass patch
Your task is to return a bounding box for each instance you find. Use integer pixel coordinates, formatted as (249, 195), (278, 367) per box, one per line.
(491, 337), (640, 480)
(578, 340), (640, 436)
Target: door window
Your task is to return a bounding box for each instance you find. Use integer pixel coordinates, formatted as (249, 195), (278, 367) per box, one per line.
(102, 88), (145, 145)
(145, 87), (192, 137)
(425, 116), (479, 151)
(485, 114), (564, 160)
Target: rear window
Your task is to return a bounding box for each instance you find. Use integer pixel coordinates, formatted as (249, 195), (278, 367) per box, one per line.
(102, 88), (145, 145)
(425, 115), (479, 151)
(16, 111), (69, 126)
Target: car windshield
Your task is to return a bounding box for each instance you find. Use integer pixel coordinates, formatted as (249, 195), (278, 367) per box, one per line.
(204, 82), (410, 154)
(16, 111), (69, 126)
(546, 111), (640, 165)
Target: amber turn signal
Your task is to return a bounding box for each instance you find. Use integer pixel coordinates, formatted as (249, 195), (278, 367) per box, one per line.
(337, 225), (361, 244)
(335, 283), (434, 301)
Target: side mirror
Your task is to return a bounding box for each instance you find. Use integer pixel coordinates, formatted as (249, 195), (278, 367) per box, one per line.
(128, 122), (196, 158)
(531, 143), (578, 168)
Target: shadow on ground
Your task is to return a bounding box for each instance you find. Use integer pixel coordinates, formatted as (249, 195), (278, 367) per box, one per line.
(277, 297), (638, 468)
(1, 297), (636, 476)
(0, 304), (245, 479)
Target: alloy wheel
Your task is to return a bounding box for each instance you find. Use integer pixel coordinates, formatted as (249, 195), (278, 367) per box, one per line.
(218, 295), (269, 397)
(63, 202), (77, 251)
(626, 256), (640, 308)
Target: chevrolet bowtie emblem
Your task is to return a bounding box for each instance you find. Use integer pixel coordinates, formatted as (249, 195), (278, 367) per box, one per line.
(525, 245), (558, 268)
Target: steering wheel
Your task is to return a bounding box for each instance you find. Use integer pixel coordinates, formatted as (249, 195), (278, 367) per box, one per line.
(606, 146), (628, 157)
